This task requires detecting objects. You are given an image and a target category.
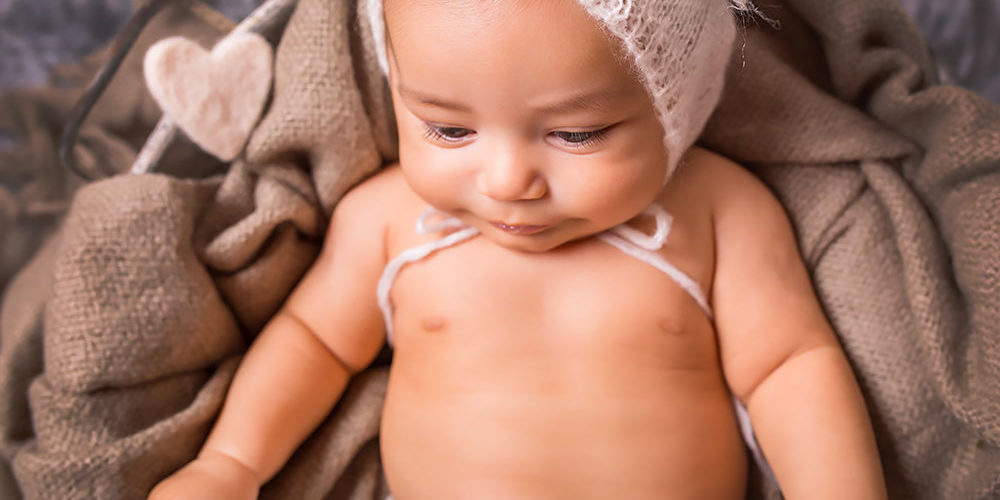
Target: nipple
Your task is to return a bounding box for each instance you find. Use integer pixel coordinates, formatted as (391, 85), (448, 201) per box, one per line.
(421, 316), (448, 332)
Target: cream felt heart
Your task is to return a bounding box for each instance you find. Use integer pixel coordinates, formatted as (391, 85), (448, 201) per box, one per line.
(144, 33), (273, 161)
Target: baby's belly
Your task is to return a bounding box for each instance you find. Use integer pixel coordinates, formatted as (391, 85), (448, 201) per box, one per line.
(380, 334), (747, 500)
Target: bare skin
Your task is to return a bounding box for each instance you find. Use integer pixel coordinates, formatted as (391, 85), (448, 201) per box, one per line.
(378, 155), (745, 499)
(149, 1), (887, 498)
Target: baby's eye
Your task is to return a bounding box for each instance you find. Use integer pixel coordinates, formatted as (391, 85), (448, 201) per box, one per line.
(554, 131), (596, 143)
(551, 127), (610, 149)
(422, 123), (475, 145)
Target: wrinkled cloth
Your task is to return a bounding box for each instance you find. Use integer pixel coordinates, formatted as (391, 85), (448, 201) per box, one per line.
(702, 3), (1000, 497)
(1, 0), (998, 499)
(1, 1), (394, 498)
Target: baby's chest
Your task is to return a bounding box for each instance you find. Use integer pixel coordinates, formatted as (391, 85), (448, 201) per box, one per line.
(389, 238), (718, 366)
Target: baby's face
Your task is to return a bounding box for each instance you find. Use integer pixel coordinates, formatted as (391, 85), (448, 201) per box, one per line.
(385, 0), (669, 252)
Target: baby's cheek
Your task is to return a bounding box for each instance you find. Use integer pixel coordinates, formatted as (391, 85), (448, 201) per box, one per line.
(399, 155), (469, 208)
(594, 157), (663, 202)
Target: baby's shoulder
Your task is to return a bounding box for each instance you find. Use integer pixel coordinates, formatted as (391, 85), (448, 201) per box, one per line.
(670, 147), (767, 200)
(332, 163), (421, 224)
(671, 147), (790, 234)
(336, 162), (406, 205)
(674, 147), (801, 285)
(330, 164), (429, 250)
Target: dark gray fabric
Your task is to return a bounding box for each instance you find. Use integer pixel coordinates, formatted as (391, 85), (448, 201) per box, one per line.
(0, 0), (262, 91)
(896, 0), (1000, 103)
(3, 0), (998, 101)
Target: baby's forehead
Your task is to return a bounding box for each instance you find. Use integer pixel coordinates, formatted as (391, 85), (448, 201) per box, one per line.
(383, 0), (606, 41)
(383, 0), (624, 67)
(385, 0), (643, 100)
(384, 0), (541, 18)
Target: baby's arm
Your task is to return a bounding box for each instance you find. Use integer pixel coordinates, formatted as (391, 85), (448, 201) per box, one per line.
(708, 160), (887, 499)
(149, 178), (389, 498)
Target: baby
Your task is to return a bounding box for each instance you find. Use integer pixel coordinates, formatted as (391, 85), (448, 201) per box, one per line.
(151, 0), (888, 498)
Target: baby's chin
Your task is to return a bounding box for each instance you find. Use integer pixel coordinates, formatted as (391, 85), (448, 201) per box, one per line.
(479, 224), (596, 254)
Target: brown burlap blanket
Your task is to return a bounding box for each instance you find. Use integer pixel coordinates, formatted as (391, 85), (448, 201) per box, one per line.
(1, 0), (998, 498)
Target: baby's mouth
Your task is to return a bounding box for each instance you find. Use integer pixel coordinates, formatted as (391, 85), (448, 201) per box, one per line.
(489, 221), (549, 235)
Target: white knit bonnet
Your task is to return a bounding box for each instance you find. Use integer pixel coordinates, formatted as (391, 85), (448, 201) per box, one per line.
(366, 0), (752, 180)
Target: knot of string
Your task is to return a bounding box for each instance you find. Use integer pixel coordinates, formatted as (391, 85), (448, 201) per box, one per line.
(605, 204), (672, 250)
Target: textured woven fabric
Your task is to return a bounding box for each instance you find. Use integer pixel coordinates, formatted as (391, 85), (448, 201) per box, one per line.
(701, 3), (1000, 497)
(0, 1), (394, 498)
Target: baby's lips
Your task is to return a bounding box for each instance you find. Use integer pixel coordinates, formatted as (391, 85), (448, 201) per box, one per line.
(489, 221), (550, 235)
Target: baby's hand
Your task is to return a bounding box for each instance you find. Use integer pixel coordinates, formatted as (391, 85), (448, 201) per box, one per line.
(148, 449), (260, 500)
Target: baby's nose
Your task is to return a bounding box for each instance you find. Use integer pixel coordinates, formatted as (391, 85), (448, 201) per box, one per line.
(476, 147), (547, 201)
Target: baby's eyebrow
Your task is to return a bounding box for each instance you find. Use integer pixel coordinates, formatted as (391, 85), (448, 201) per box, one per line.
(397, 85), (472, 112)
(532, 88), (623, 114)
(397, 83), (625, 114)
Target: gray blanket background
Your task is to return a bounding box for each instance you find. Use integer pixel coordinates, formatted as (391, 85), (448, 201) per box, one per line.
(2, 0), (998, 102)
